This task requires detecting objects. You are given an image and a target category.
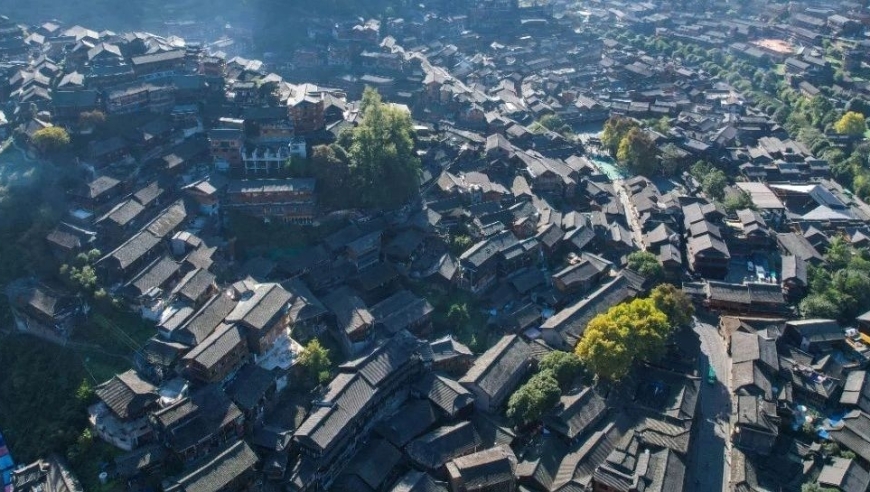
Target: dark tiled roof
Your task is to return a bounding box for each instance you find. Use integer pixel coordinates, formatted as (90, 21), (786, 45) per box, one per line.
(94, 369), (157, 420)
(46, 227), (82, 250)
(541, 273), (639, 346)
(337, 438), (403, 491)
(552, 260), (604, 289)
(225, 363), (275, 412)
(294, 373), (377, 453)
(516, 435), (568, 491)
(86, 175), (120, 198)
(828, 411), (870, 463)
(175, 294), (238, 346)
(162, 440), (258, 492)
(369, 290), (434, 335)
(384, 229), (424, 260)
(776, 232), (823, 263)
(97, 199), (145, 227)
(104, 230), (161, 270)
(445, 446), (516, 491)
(428, 335), (473, 363)
(141, 337), (187, 368)
(818, 457), (870, 492)
(415, 373), (474, 418)
(731, 331), (779, 371)
(182, 323), (246, 371)
(226, 282), (292, 332)
(114, 444), (166, 478)
(321, 286), (373, 336)
(285, 278), (326, 325)
(406, 421), (482, 470)
(841, 371), (870, 413)
(127, 255), (180, 297)
(786, 319), (843, 345)
(146, 200), (188, 238)
(375, 399), (439, 447)
(545, 387), (608, 441)
(780, 255), (807, 284)
(133, 181), (163, 207)
(707, 281), (750, 304)
(389, 470), (447, 492)
(459, 335), (530, 400)
(172, 268), (216, 302)
(340, 330), (423, 388)
(552, 419), (626, 490)
(152, 384), (242, 453)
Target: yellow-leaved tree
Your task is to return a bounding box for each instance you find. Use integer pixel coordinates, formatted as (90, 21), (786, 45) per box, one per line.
(834, 111), (867, 136)
(575, 297), (670, 381)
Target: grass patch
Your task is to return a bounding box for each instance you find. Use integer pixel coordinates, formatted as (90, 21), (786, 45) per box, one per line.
(72, 440), (126, 492)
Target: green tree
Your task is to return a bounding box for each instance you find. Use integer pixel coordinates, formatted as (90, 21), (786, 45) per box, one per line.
(840, 450), (857, 460)
(506, 370), (561, 424)
(284, 156), (315, 177)
(650, 284), (694, 327)
(616, 127), (658, 175)
(826, 236), (853, 270)
(690, 160), (712, 178)
(450, 235), (473, 256)
(723, 191), (755, 213)
(834, 111), (867, 136)
(538, 351), (583, 389)
(539, 114), (570, 135)
(808, 95), (835, 128)
(60, 249), (102, 295)
(74, 379), (94, 403)
(310, 144), (352, 208)
(652, 116), (671, 134)
(31, 126), (71, 154)
(659, 143), (687, 176)
(627, 251), (664, 281)
(298, 339), (332, 386)
(575, 298), (671, 381)
(447, 302), (471, 326)
(601, 116), (637, 156)
(347, 87), (421, 208)
(701, 169), (728, 201)
(800, 240), (870, 321)
(77, 110), (106, 130)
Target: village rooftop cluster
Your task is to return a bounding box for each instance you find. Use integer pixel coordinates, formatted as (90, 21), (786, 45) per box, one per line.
(5, 0), (870, 491)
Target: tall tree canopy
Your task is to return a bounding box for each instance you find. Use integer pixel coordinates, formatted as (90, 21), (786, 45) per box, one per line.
(347, 87), (421, 208)
(627, 251), (664, 281)
(834, 111), (867, 136)
(297, 339), (332, 386)
(575, 298), (671, 381)
(616, 127), (659, 176)
(31, 127), (70, 155)
(538, 351), (584, 389)
(601, 116), (638, 156)
(506, 369), (561, 424)
(800, 237), (870, 321)
(650, 284), (694, 327)
(307, 88), (420, 210)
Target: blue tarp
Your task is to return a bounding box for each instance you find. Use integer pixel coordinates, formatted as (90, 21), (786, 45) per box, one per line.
(0, 456), (12, 470)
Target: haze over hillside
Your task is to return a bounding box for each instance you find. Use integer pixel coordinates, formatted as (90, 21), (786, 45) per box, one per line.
(5, 0), (416, 48)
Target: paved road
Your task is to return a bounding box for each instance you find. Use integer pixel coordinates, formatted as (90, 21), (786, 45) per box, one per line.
(614, 180), (646, 249)
(688, 316), (732, 492)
